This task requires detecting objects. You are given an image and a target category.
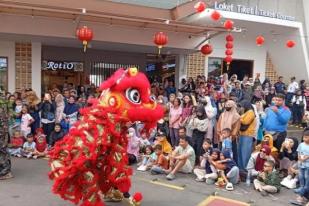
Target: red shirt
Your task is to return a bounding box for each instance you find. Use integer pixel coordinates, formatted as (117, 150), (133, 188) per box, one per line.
(35, 135), (47, 153)
(11, 136), (24, 148)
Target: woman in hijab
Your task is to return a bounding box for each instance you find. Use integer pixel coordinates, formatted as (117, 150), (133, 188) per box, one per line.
(238, 100), (256, 171)
(278, 137), (298, 170)
(188, 105), (209, 164)
(204, 96), (217, 141)
(127, 128), (141, 165)
(217, 100), (240, 161)
(26, 91), (41, 134)
(63, 96), (79, 128)
(255, 134), (279, 160)
(247, 145), (274, 178)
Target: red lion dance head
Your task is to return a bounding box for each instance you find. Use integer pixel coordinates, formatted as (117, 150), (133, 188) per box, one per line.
(49, 68), (163, 206)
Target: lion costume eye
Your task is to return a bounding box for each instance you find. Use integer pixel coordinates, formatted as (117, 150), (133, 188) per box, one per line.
(125, 88), (141, 104)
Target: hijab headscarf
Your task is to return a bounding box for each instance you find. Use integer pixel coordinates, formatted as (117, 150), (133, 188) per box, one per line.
(127, 128), (140, 158)
(241, 100), (254, 113)
(204, 96), (217, 120)
(220, 100), (240, 131)
(196, 105), (207, 120)
(255, 145), (271, 172)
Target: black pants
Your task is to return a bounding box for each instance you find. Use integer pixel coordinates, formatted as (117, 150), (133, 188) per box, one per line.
(42, 122), (55, 145)
(128, 153), (137, 165)
(192, 130), (206, 164)
(273, 131), (287, 150)
(232, 139), (238, 165)
(292, 104), (304, 125)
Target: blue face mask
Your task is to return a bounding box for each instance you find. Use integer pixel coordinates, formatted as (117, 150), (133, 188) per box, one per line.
(271, 102), (275, 106)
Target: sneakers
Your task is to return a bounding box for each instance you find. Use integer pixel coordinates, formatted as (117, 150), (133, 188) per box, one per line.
(195, 178), (206, 182)
(166, 173), (176, 181)
(0, 172), (13, 180)
(137, 165), (147, 171)
(225, 182), (234, 191)
(16, 154), (22, 158)
(33, 155), (38, 159)
(281, 176), (297, 189)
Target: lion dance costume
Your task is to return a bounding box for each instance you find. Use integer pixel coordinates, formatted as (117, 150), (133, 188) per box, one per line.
(49, 68), (163, 206)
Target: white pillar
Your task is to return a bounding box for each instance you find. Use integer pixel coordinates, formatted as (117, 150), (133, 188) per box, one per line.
(302, 0), (309, 56)
(0, 41), (15, 93)
(175, 54), (186, 89)
(32, 42), (42, 96)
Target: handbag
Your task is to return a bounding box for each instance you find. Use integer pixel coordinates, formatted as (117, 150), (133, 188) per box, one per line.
(47, 112), (55, 121)
(239, 114), (255, 132)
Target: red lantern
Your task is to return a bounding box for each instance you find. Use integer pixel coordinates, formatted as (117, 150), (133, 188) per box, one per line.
(286, 40), (296, 48)
(201, 44), (213, 55)
(225, 42), (233, 49)
(225, 49), (233, 56)
(226, 34), (234, 42)
(224, 20), (234, 30)
(153, 32), (168, 54)
(256, 35), (265, 46)
(211, 10), (221, 21)
(76, 26), (93, 52)
(194, 1), (206, 13)
(224, 55), (233, 64)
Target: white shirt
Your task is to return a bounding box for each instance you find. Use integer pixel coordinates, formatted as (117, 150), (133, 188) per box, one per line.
(287, 81), (299, 93)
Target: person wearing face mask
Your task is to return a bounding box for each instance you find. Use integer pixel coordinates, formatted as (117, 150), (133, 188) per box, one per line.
(127, 128), (141, 165)
(187, 106), (209, 164)
(217, 100), (240, 163)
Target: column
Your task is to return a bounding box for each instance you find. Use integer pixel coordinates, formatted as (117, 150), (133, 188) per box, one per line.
(32, 42), (42, 96)
(0, 41), (15, 93)
(175, 54), (186, 89)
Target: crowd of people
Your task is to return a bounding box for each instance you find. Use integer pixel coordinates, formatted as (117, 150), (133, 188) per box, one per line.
(1, 73), (309, 205)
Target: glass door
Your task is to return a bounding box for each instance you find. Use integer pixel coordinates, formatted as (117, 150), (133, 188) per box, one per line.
(0, 57), (8, 92)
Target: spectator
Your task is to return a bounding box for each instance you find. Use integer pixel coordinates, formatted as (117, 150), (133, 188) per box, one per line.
(247, 145), (275, 179)
(188, 105), (208, 164)
(265, 87), (276, 107)
(165, 81), (176, 97)
(204, 96), (217, 141)
(53, 89), (65, 123)
(40, 93), (56, 145)
(166, 136), (195, 180)
(26, 91), (41, 134)
(7, 130), (24, 157)
(217, 100), (240, 162)
(291, 89), (306, 126)
(253, 160), (281, 196)
(150, 144), (170, 175)
(20, 105), (34, 138)
(169, 98), (182, 147)
(63, 96), (79, 128)
(279, 137), (298, 170)
(274, 76), (286, 95)
(22, 134), (36, 159)
(127, 128), (140, 165)
(221, 128), (233, 158)
(216, 150), (239, 191)
(194, 139), (213, 181)
(231, 81), (244, 102)
(33, 128), (48, 158)
(179, 94), (193, 129)
(293, 129), (309, 204)
(242, 82), (253, 102)
(154, 130), (172, 155)
(304, 83), (309, 111)
(137, 145), (155, 171)
(49, 123), (66, 147)
(287, 77), (299, 106)
(255, 134), (278, 160)
(263, 94), (291, 150)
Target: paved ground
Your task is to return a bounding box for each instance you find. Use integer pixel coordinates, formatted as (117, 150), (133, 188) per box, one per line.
(0, 157), (300, 206)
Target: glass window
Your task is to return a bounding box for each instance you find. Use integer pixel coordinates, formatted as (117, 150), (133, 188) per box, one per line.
(0, 57), (8, 92)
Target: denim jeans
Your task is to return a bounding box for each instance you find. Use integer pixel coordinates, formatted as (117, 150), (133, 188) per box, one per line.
(297, 167), (309, 196)
(227, 166), (239, 184)
(237, 136), (254, 170)
(169, 128), (179, 147)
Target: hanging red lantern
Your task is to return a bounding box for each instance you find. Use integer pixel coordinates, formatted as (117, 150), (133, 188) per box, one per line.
(201, 44), (213, 55)
(226, 34), (234, 42)
(286, 40), (296, 48)
(225, 49), (233, 56)
(225, 42), (233, 49)
(224, 20), (234, 30)
(153, 32), (168, 54)
(256, 35), (265, 46)
(224, 55), (233, 64)
(211, 10), (221, 21)
(76, 26), (93, 52)
(194, 1), (206, 13)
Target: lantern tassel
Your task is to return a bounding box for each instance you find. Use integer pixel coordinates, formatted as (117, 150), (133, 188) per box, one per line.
(83, 40), (88, 52)
(158, 45), (162, 55)
(227, 63), (230, 71)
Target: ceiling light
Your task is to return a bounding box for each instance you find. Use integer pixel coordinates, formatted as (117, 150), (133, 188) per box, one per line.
(164, 20), (170, 24)
(81, 8), (86, 14)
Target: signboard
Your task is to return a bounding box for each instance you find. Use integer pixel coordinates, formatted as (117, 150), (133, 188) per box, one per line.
(42, 61), (84, 72)
(214, 1), (295, 21)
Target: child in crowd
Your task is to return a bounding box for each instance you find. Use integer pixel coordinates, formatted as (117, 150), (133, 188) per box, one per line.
(150, 144), (170, 175)
(22, 134), (37, 159)
(7, 130), (24, 157)
(253, 160), (281, 196)
(194, 139), (213, 181)
(34, 128), (48, 158)
(221, 128), (233, 159)
(49, 123), (66, 147)
(292, 129), (309, 205)
(139, 131), (151, 151)
(137, 145), (156, 171)
(20, 105), (34, 138)
(215, 151), (239, 191)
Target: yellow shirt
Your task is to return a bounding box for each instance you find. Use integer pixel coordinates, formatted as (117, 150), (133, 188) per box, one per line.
(239, 110), (256, 137)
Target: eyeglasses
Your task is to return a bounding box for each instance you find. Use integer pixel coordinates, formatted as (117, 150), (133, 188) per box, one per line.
(263, 164), (271, 168)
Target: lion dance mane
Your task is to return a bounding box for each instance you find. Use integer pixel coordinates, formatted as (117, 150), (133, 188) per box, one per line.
(49, 68), (164, 206)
